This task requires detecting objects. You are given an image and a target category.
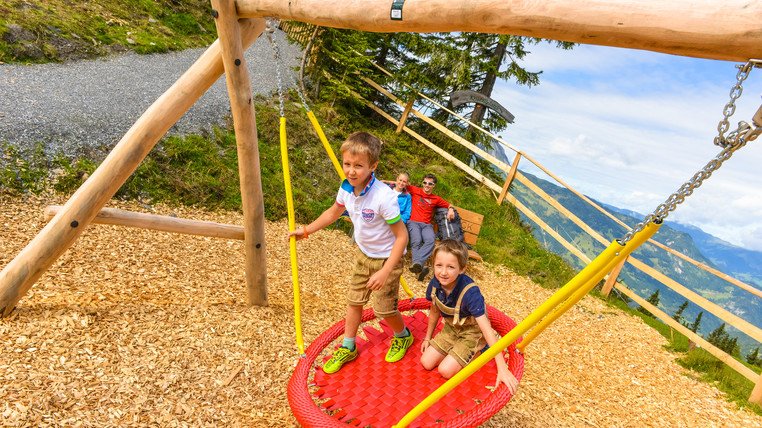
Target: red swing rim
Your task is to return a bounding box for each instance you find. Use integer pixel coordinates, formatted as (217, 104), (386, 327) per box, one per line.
(287, 298), (524, 427)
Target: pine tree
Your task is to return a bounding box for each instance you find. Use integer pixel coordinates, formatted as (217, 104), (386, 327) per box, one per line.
(706, 323), (739, 355)
(747, 347), (760, 366)
(672, 300), (689, 324)
(637, 290), (660, 318)
(689, 311), (703, 333)
(292, 25), (573, 177)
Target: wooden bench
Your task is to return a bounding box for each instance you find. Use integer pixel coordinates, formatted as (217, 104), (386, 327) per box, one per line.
(435, 206), (484, 261)
(344, 205), (484, 261)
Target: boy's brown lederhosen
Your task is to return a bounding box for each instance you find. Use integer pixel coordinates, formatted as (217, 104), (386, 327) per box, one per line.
(429, 283), (487, 368)
(347, 247), (404, 318)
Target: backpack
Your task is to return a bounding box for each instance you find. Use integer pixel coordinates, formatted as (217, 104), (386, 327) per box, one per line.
(433, 207), (465, 243)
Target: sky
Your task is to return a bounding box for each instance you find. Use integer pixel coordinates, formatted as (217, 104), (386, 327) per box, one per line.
(491, 43), (762, 252)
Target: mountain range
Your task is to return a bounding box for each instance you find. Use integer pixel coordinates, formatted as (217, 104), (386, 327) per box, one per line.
(499, 164), (762, 354)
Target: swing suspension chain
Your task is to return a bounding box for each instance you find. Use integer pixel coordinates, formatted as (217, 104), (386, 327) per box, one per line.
(266, 19), (311, 113)
(266, 19), (286, 118)
(620, 60), (762, 245)
(715, 61), (757, 147)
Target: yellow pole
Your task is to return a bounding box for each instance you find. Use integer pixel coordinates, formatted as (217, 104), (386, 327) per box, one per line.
(280, 117), (305, 355)
(393, 221), (661, 427)
(304, 109), (414, 298)
(517, 258), (619, 350)
(519, 224), (658, 350)
(401, 277), (414, 299)
(307, 110), (344, 180)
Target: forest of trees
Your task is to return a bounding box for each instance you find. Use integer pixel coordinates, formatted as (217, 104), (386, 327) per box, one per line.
(285, 24), (572, 179)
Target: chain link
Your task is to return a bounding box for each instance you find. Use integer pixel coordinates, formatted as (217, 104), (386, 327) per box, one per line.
(266, 19), (286, 118)
(714, 62), (753, 147)
(620, 60), (760, 244)
(266, 19), (311, 115)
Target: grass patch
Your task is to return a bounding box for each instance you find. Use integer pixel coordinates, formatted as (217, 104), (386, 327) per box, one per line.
(0, 0), (216, 63)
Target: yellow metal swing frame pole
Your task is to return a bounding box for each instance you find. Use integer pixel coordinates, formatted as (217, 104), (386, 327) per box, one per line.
(394, 222), (661, 427)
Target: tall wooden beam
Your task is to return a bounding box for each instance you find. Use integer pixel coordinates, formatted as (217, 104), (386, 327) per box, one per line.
(0, 19), (267, 317)
(211, 0), (268, 306)
(237, 0), (762, 61)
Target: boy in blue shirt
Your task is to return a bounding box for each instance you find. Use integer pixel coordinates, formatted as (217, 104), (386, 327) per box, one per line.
(420, 239), (518, 393)
(290, 132), (413, 373)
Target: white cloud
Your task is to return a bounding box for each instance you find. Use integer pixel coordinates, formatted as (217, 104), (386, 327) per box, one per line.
(492, 45), (762, 250)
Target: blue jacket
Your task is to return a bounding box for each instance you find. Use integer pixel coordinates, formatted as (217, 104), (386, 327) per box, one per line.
(398, 192), (412, 224)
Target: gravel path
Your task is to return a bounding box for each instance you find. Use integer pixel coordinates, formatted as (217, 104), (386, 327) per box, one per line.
(0, 30), (301, 158)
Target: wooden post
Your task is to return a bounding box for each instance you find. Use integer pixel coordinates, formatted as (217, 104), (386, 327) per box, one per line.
(497, 152), (521, 205)
(601, 256), (628, 297)
(237, 0), (762, 62)
(751, 375), (762, 406)
(0, 19), (267, 317)
(211, 0), (268, 306)
(395, 98), (415, 133)
(44, 206), (246, 240)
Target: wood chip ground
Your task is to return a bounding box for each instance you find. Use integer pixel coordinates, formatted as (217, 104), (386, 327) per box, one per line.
(1, 195), (760, 427)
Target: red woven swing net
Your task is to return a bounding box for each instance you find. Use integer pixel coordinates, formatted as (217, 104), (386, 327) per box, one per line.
(287, 298), (524, 427)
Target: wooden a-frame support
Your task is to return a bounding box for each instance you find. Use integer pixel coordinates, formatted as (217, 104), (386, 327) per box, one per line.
(2, 0), (762, 319)
(0, 16), (269, 316)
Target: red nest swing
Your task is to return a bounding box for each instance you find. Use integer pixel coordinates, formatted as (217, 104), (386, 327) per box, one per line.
(287, 298), (524, 427)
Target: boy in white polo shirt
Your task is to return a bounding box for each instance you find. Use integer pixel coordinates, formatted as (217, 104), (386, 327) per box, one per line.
(289, 131), (413, 374)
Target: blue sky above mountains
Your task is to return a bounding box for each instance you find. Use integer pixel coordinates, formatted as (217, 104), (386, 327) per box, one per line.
(495, 43), (762, 251)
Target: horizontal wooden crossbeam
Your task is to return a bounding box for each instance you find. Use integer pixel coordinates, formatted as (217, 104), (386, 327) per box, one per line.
(44, 206), (245, 240)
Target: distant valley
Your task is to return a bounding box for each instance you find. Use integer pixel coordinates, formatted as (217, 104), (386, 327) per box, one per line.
(501, 165), (762, 353)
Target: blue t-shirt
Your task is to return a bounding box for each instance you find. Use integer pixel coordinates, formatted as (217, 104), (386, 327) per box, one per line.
(425, 274), (485, 319)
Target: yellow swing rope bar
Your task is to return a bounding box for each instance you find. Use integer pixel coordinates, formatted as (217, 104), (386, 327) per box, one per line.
(269, 23), (305, 356)
(394, 221), (661, 427)
(269, 31), (414, 299)
(518, 219), (659, 351)
(302, 110), (415, 298)
(268, 24), (412, 353)
(396, 61), (761, 426)
(279, 115), (306, 355)
(306, 110), (344, 180)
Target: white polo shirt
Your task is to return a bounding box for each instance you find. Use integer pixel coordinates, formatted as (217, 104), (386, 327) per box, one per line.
(336, 174), (402, 258)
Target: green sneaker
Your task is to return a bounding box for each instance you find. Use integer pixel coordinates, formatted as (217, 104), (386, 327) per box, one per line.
(322, 346), (358, 374)
(385, 333), (414, 363)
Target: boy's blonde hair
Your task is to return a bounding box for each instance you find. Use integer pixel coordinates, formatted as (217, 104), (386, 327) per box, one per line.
(432, 239), (469, 270)
(340, 132), (382, 165)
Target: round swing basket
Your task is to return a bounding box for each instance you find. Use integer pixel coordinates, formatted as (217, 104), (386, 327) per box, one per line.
(287, 298), (524, 427)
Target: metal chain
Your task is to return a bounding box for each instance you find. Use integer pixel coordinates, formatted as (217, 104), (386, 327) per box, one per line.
(266, 19), (311, 113)
(714, 62), (753, 147)
(620, 60), (761, 244)
(266, 19), (286, 118)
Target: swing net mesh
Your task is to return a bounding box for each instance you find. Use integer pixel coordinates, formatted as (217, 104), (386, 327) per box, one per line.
(288, 298), (524, 427)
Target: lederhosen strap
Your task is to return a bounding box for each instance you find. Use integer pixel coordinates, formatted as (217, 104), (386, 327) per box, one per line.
(433, 283), (480, 326)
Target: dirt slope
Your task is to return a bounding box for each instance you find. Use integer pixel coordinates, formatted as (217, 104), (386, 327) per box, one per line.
(1, 195), (760, 427)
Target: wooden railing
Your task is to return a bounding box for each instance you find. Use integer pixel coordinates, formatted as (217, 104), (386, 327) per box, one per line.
(279, 23), (762, 405)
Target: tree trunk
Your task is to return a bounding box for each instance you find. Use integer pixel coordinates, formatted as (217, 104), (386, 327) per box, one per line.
(469, 41), (505, 127)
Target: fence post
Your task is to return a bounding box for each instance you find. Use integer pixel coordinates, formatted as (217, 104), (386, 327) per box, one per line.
(751, 374), (762, 405)
(396, 98), (416, 133)
(601, 256), (628, 297)
(497, 152), (522, 204)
